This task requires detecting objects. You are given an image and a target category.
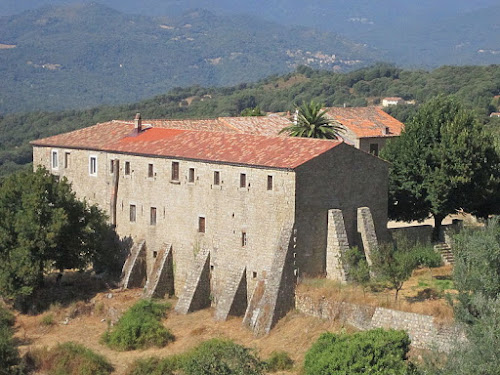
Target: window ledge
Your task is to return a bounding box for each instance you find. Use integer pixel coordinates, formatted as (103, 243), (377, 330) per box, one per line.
(170, 180), (181, 184)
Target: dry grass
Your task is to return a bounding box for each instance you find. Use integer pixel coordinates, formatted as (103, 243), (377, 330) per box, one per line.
(15, 287), (348, 375)
(298, 265), (455, 323)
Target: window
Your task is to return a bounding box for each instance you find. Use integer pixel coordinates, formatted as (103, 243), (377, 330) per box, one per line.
(64, 152), (70, 169)
(240, 173), (246, 188)
(89, 156), (97, 176)
(369, 143), (379, 156)
(188, 168), (195, 183)
(252, 271), (257, 279)
(150, 207), (157, 225)
(198, 216), (206, 233)
(171, 162), (179, 181)
(153, 251), (158, 258)
(125, 161), (130, 175)
(241, 232), (247, 247)
(148, 163), (154, 178)
(213, 171), (220, 185)
(267, 175), (273, 191)
(110, 160), (114, 174)
(129, 204), (136, 222)
(51, 150), (58, 169)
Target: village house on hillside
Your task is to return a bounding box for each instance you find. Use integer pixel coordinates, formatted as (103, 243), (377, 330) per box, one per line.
(31, 114), (389, 334)
(382, 97), (405, 107)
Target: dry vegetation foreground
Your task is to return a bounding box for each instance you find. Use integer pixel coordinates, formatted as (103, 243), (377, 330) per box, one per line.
(14, 288), (346, 375)
(13, 266), (454, 374)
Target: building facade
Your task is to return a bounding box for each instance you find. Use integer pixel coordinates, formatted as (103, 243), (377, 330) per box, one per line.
(32, 115), (389, 331)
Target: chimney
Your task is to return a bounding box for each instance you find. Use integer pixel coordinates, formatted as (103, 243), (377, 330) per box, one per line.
(382, 126), (390, 135)
(131, 113), (142, 136)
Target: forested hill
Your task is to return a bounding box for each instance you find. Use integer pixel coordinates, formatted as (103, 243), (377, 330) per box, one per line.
(0, 3), (378, 114)
(1, 64), (500, 178)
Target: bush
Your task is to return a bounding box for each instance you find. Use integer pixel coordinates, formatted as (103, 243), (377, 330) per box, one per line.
(41, 313), (55, 326)
(182, 339), (264, 375)
(265, 351), (293, 372)
(0, 307), (15, 328)
(0, 325), (20, 375)
(27, 342), (113, 375)
(101, 300), (174, 351)
(125, 356), (183, 375)
(304, 329), (410, 375)
(411, 244), (442, 268)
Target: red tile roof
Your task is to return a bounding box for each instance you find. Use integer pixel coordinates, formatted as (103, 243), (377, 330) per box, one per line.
(324, 107), (404, 138)
(32, 122), (341, 169)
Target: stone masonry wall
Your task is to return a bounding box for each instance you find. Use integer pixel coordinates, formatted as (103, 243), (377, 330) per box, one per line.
(326, 209), (349, 282)
(33, 145), (296, 305)
(294, 143), (389, 276)
(295, 293), (463, 352)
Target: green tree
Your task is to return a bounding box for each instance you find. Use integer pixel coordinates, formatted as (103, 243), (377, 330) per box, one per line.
(240, 106), (265, 116)
(304, 329), (411, 375)
(279, 100), (343, 139)
(381, 96), (500, 241)
(438, 220), (500, 375)
(0, 167), (117, 300)
(0, 306), (19, 375)
(371, 239), (418, 301)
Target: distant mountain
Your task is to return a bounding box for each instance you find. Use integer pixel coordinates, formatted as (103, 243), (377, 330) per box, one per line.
(2, 0), (499, 68)
(0, 3), (379, 113)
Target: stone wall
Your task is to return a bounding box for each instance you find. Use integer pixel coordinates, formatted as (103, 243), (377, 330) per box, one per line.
(294, 143), (389, 276)
(295, 293), (463, 352)
(34, 145), (296, 303)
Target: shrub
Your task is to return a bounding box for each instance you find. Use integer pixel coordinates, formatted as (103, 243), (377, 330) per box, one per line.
(182, 339), (264, 375)
(0, 325), (20, 375)
(304, 329), (410, 375)
(265, 351), (293, 372)
(27, 342), (113, 375)
(125, 356), (183, 375)
(101, 300), (174, 351)
(0, 306), (15, 328)
(41, 313), (55, 326)
(411, 244), (442, 268)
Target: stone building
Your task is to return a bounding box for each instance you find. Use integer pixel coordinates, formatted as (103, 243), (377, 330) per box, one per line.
(324, 106), (404, 156)
(31, 114), (388, 334)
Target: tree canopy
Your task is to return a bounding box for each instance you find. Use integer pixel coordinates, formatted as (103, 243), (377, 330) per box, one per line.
(381, 96), (500, 240)
(279, 100), (343, 139)
(0, 167), (117, 300)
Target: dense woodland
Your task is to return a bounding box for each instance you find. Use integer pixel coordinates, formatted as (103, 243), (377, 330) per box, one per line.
(1, 63), (500, 179)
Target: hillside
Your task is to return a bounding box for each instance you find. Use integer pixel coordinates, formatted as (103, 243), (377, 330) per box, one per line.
(1, 64), (500, 178)
(1, 0), (500, 69)
(0, 3), (378, 114)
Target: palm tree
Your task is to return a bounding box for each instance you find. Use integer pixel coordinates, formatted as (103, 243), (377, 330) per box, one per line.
(279, 100), (343, 139)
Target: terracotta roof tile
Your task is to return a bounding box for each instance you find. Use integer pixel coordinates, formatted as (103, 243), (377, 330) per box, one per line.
(32, 122), (341, 169)
(218, 115), (290, 136)
(324, 107), (404, 138)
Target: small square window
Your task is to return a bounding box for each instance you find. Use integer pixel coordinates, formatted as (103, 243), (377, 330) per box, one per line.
(64, 152), (70, 169)
(213, 171), (220, 185)
(241, 232), (247, 247)
(51, 150), (58, 169)
(188, 168), (195, 183)
(125, 161), (131, 175)
(240, 173), (246, 188)
(150, 207), (157, 225)
(252, 271), (257, 279)
(89, 156), (97, 176)
(172, 162), (179, 181)
(153, 251), (158, 258)
(267, 175), (273, 191)
(130, 204), (136, 222)
(148, 163), (154, 178)
(198, 216), (206, 233)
